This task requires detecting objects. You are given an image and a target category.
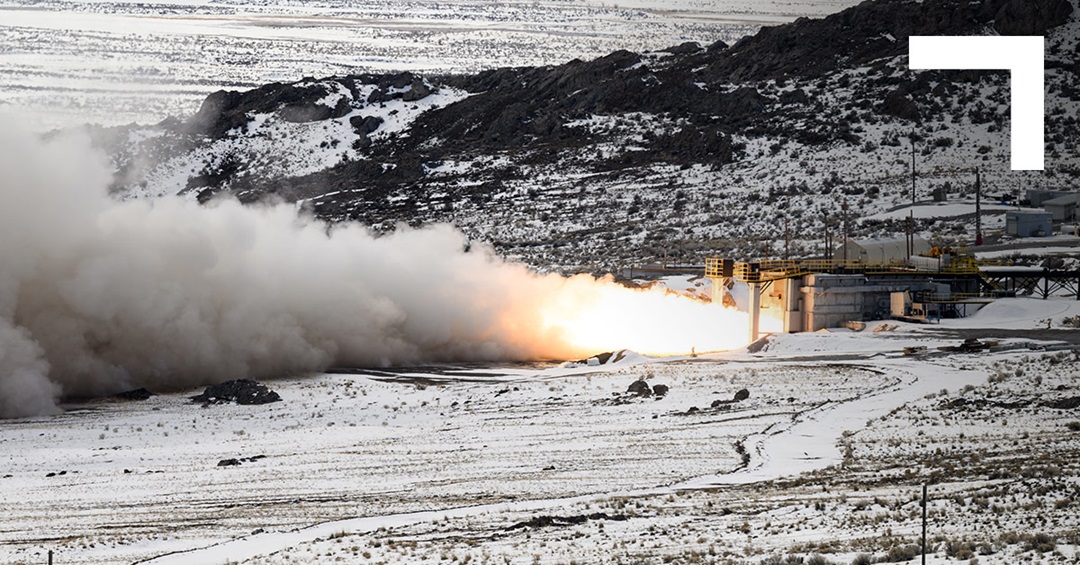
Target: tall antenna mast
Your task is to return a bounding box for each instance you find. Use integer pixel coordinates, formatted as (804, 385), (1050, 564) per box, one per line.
(842, 199), (849, 263)
(823, 211), (829, 260)
(784, 217), (790, 260)
(911, 131), (917, 206)
(907, 211), (914, 260)
(975, 168), (983, 246)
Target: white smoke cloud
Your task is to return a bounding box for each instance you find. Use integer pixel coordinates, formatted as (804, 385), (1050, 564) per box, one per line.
(0, 118), (753, 418)
(0, 321), (58, 418)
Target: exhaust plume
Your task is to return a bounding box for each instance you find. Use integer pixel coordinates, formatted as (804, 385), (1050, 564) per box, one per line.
(0, 121), (755, 418)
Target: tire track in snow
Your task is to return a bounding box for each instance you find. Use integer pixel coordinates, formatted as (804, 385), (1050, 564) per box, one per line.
(677, 359), (985, 487)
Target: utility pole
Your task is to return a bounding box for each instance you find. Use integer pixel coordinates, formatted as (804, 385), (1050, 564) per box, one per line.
(921, 483), (929, 565)
(784, 217), (790, 261)
(907, 211), (915, 260)
(842, 199), (849, 263)
(911, 131), (917, 207)
(823, 211), (830, 261)
(975, 168), (983, 246)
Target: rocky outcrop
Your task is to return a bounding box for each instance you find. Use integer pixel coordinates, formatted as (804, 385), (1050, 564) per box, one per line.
(188, 81), (349, 138)
(366, 71), (436, 103)
(186, 74), (433, 139)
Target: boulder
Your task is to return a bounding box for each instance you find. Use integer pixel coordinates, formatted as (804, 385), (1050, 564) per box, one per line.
(402, 80), (433, 102)
(880, 89), (920, 121)
(350, 115), (384, 136)
(627, 379), (652, 397)
(114, 388), (153, 401)
(192, 379), (281, 405)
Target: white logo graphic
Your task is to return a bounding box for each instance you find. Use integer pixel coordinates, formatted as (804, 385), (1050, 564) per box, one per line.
(909, 36), (1045, 171)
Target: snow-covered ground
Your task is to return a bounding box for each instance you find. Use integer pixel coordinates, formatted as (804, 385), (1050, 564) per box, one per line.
(3, 297), (1079, 565)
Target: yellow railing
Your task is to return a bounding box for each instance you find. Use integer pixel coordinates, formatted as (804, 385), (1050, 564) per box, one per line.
(704, 257), (725, 278)
(732, 261), (755, 282)
(973, 258), (1012, 267)
(733, 260), (808, 283)
(914, 292), (999, 303)
(941, 256), (981, 274)
(705, 256), (988, 283)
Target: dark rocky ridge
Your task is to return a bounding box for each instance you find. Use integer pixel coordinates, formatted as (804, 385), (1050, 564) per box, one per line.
(96, 0), (1079, 272)
(691, 0), (1072, 83)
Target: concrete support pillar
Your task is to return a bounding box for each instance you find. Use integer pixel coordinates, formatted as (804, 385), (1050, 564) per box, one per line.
(749, 282), (761, 342)
(710, 277), (728, 305)
(781, 278), (802, 333)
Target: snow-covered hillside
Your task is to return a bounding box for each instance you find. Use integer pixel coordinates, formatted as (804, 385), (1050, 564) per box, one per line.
(88, 0), (1080, 273)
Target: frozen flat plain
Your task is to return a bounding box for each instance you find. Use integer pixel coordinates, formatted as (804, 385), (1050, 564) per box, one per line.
(0, 0), (862, 130)
(3, 297), (1080, 564)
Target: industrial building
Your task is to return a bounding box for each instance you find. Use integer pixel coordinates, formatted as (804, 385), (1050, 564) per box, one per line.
(1005, 210), (1052, 237)
(833, 236), (930, 262)
(706, 254), (1080, 342)
(1043, 193), (1080, 223)
(707, 256), (987, 339)
(748, 273), (959, 333)
(1026, 189), (1075, 207)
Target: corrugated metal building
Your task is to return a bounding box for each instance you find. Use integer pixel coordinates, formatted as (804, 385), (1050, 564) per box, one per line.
(1042, 193), (1080, 223)
(833, 236), (931, 262)
(1006, 210), (1053, 237)
(1027, 189), (1074, 207)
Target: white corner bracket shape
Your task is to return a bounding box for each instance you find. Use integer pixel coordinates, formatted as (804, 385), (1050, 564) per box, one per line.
(909, 36), (1045, 171)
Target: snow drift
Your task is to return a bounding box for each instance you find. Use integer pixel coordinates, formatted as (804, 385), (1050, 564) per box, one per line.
(0, 121), (755, 418)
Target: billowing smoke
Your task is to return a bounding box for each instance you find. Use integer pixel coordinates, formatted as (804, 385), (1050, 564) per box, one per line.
(0, 120), (751, 418)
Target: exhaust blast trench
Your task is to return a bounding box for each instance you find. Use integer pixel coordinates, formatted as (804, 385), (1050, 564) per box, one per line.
(0, 121), (754, 419)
